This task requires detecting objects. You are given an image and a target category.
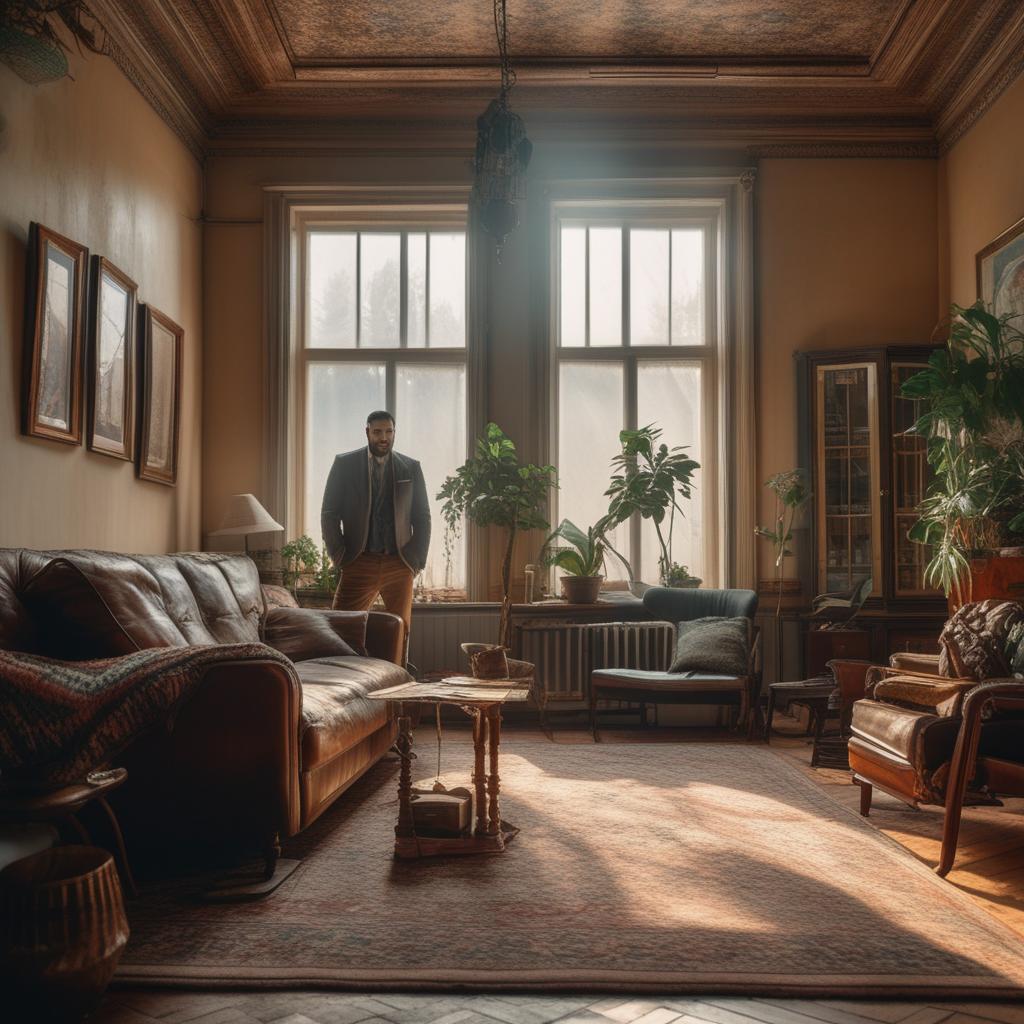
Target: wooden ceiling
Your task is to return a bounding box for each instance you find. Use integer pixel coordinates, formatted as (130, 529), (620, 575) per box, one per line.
(89, 0), (1024, 157)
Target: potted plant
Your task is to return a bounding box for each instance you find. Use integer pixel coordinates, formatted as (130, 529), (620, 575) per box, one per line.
(901, 302), (1024, 606)
(600, 424), (701, 589)
(660, 562), (702, 589)
(280, 535), (338, 607)
(755, 469), (811, 616)
(438, 423), (556, 649)
(541, 519), (606, 604)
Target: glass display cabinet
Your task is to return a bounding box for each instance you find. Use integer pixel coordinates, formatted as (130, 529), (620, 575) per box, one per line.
(795, 346), (946, 665)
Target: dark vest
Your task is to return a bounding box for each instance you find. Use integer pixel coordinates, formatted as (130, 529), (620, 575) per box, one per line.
(366, 456), (397, 555)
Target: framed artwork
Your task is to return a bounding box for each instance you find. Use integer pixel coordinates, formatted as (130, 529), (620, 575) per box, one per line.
(87, 256), (137, 460)
(22, 222), (88, 444)
(137, 304), (183, 486)
(977, 214), (1024, 319)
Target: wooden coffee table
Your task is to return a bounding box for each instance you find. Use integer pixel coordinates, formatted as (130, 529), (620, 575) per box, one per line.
(369, 678), (530, 860)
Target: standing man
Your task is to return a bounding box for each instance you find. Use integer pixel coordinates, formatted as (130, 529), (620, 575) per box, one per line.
(321, 411), (430, 648)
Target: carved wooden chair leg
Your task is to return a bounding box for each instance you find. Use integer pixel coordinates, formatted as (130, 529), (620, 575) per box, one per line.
(590, 692), (600, 743)
(855, 778), (872, 816)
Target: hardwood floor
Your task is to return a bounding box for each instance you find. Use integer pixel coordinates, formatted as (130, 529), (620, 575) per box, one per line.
(89, 717), (1024, 1024)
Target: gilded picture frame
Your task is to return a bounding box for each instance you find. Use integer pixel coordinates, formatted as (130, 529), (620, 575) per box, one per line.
(137, 304), (183, 486)
(977, 214), (1024, 319)
(87, 256), (137, 461)
(22, 222), (89, 445)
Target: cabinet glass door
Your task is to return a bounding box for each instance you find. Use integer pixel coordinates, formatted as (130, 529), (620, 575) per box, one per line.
(891, 362), (938, 595)
(816, 363), (881, 597)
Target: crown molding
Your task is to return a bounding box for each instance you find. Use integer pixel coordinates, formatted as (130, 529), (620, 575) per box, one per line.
(84, 0), (1023, 161)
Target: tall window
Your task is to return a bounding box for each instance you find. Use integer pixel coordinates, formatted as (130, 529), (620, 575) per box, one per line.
(554, 210), (722, 586)
(297, 219), (468, 597)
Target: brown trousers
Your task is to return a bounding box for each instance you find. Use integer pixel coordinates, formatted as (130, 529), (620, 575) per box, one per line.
(333, 552), (413, 648)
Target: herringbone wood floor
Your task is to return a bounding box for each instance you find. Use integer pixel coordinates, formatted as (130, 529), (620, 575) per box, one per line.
(88, 717), (1024, 1024)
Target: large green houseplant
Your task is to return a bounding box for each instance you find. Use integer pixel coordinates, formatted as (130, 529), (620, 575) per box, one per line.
(901, 302), (1024, 603)
(438, 423), (556, 648)
(599, 424), (701, 587)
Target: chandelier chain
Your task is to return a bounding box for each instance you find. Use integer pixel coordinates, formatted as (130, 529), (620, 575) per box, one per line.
(493, 0), (516, 102)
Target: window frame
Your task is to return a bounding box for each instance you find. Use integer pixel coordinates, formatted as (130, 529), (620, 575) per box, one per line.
(287, 201), (478, 598)
(545, 187), (753, 590)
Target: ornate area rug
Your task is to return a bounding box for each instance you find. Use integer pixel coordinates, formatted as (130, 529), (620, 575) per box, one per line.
(116, 741), (1024, 996)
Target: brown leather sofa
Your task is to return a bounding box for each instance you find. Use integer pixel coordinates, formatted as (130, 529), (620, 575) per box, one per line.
(0, 548), (409, 871)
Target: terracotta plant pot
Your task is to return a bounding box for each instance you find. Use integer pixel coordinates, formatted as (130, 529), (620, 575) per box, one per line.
(0, 845), (129, 1021)
(560, 575), (604, 604)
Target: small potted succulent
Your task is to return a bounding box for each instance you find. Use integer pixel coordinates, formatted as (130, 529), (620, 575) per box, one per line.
(541, 519), (606, 604)
(660, 561), (702, 589)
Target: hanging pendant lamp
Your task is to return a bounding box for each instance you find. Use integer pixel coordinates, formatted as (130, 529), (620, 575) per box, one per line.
(471, 0), (533, 256)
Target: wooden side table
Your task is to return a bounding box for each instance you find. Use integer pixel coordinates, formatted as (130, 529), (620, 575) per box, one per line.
(369, 678), (530, 860)
(0, 768), (137, 897)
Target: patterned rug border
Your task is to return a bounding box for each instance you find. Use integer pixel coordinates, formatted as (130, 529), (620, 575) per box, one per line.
(114, 742), (1024, 997)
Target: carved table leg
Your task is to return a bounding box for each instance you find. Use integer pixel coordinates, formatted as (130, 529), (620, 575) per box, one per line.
(486, 704), (502, 837)
(395, 713), (416, 845)
(473, 709), (489, 836)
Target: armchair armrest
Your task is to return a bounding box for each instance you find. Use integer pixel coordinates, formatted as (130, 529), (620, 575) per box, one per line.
(889, 651), (941, 675)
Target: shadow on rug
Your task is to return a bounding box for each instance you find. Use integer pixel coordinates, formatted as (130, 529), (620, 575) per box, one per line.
(116, 741), (1024, 997)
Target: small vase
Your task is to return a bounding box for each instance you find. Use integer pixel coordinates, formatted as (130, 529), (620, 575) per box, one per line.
(0, 845), (129, 1021)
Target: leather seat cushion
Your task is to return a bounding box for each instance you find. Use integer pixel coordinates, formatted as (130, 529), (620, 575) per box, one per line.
(593, 668), (746, 693)
(297, 656), (410, 768)
(851, 699), (960, 768)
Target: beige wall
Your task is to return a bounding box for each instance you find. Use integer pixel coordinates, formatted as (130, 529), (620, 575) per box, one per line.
(0, 51), (202, 552)
(941, 72), (1024, 309)
(756, 158), (939, 580)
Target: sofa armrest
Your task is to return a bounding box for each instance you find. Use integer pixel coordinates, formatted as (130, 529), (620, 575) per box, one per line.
(115, 655), (302, 848)
(366, 610), (404, 666)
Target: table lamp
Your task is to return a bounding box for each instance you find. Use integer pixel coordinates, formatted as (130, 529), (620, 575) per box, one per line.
(210, 493), (284, 554)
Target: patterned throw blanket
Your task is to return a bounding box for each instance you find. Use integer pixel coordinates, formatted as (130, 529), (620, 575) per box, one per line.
(0, 643), (294, 784)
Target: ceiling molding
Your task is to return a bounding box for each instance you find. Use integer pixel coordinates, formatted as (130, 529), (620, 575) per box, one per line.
(85, 0), (1024, 160)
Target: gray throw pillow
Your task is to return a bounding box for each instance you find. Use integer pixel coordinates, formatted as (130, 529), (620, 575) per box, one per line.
(669, 616), (750, 676)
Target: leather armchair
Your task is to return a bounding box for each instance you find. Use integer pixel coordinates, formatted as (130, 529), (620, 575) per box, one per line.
(849, 598), (1024, 875)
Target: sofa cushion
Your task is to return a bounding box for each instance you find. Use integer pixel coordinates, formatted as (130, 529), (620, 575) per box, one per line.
(669, 616), (749, 676)
(592, 668), (746, 692)
(850, 699), (960, 769)
(296, 656), (410, 768)
(22, 558), (149, 659)
(264, 606), (359, 661)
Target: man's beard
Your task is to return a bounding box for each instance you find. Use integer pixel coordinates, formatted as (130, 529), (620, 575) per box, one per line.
(369, 441), (391, 456)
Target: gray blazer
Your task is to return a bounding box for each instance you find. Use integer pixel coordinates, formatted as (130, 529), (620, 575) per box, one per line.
(320, 448), (431, 573)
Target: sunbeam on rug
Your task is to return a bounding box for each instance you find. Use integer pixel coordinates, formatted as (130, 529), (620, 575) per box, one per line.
(116, 742), (1024, 997)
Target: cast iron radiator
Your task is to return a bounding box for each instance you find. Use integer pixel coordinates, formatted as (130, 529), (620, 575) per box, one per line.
(517, 620), (675, 704)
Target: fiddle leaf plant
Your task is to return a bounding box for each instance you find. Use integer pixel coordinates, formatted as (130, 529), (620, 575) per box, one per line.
(901, 302), (1024, 603)
(438, 423), (557, 648)
(600, 424), (700, 586)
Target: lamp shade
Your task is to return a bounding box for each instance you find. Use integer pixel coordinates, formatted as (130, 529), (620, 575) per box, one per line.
(210, 494), (284, 536)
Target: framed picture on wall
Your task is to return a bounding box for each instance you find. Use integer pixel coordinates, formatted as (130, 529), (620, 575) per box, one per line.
(22, 222), (88, 444)
(87, 256), (137, 460)
(977, 214), (1024, 319)
(137, 303), (183, 486)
